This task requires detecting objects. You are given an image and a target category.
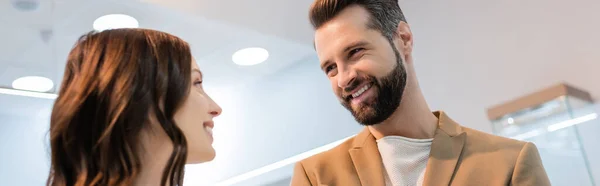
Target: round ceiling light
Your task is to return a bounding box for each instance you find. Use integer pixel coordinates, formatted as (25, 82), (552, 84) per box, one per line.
(12, 76), (54, 92)
(93, 14), (139, 31)
(232, 47), (269, 66)
(11, 0), (40, 11)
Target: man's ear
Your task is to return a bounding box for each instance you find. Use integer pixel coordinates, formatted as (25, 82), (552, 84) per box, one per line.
(395, 21), (413, 55)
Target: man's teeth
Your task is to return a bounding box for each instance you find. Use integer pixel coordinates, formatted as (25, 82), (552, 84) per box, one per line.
(352, 84), (370, 98)
(205, 126), (213, 135)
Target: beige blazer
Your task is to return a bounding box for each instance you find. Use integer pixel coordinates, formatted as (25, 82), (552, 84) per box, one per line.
(291, 111), (551, 186)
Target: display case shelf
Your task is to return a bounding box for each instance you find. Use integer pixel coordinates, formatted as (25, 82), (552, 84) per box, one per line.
(487, 83), (597, 186)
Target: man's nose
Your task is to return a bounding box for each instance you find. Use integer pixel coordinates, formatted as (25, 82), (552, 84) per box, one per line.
(337, 67), (357, 89)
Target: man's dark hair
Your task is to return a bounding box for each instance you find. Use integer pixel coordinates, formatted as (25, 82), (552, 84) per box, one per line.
(309, 0), (406, 41)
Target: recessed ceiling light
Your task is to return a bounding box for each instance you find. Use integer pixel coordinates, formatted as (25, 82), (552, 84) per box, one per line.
(232, 47), (269, 66)
(93, 14), (139, 31)
(11, 0), (40, 11)
(12, 76), (54, 92)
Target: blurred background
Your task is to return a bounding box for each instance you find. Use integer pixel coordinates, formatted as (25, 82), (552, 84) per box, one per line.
(0, 0), (599, 185)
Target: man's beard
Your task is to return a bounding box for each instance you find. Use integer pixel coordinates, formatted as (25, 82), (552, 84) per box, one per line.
(340, 47), (407, 126)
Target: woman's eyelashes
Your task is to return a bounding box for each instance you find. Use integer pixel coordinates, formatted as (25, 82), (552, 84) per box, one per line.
(194, 80), (203, 87)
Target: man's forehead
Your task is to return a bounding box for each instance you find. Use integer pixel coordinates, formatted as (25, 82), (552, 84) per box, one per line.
(314, 23), (365, 61)
(314, 28), (339, 65)
(313, 5), (372, 62)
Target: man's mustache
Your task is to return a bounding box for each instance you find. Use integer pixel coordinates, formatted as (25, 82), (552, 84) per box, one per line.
(340, 76), (375, 100)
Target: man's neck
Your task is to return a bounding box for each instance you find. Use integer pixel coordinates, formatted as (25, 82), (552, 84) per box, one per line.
(368, 80), (438, 140)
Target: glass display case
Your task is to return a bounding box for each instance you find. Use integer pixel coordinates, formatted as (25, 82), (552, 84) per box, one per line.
(487, 83), (597, 186)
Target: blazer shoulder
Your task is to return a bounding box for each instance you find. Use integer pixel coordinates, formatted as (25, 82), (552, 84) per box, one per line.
(462, 126), (550, 185)
(461, 126), (527, 152)
(298, 135), (356, 168)
(292, 136), (365, 185)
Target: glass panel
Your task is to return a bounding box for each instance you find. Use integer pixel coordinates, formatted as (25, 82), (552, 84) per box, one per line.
(490, 96), (597, 186)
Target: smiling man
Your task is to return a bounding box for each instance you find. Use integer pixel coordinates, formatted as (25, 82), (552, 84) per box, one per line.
(290, 0), (551, 185)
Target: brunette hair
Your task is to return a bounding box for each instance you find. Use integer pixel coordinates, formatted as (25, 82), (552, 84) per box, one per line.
(48, 28), (192, 186)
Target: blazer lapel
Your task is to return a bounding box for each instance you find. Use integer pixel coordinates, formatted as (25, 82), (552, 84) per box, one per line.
(422, 111), (467, 186)
(349, 128), (386, 186)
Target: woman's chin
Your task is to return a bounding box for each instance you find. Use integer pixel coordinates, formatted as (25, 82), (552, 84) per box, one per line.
(186, 148), (216, 164)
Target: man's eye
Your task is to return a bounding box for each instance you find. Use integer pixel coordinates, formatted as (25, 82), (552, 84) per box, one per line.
(325, 64), (337, 73)
(349, 48), (364, 57)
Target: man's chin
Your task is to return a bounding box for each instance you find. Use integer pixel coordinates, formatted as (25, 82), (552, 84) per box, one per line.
(342, 100), (380, 125)
(350, 106), (380, 126)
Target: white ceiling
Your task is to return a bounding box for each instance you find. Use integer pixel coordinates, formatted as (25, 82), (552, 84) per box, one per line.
(1, 0), (599, 185)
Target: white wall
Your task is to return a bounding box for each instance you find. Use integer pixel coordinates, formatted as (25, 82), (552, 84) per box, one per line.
(0, 113), (51, 186)
(390, 0), (600, 134)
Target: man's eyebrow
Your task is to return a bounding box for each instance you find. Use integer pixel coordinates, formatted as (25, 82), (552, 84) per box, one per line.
(319, 40), (369, 70)
(320, 59), (333, 71)
(342, 40), (369, 53)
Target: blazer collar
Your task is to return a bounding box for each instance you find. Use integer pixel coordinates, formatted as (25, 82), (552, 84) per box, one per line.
(434, 111), (463, 137)
(349, 128), (386, 186)
(423, 111), (466, 186)
(348, 111), (466, 186)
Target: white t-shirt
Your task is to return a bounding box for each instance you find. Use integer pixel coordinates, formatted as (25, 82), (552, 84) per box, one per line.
(376, 136), (433, 186)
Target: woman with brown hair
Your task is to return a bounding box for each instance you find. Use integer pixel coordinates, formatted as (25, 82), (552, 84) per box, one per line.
(47, 28), (222, 186)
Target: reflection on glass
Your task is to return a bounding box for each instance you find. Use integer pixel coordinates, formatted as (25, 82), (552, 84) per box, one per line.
(488, 84), (597, 186)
